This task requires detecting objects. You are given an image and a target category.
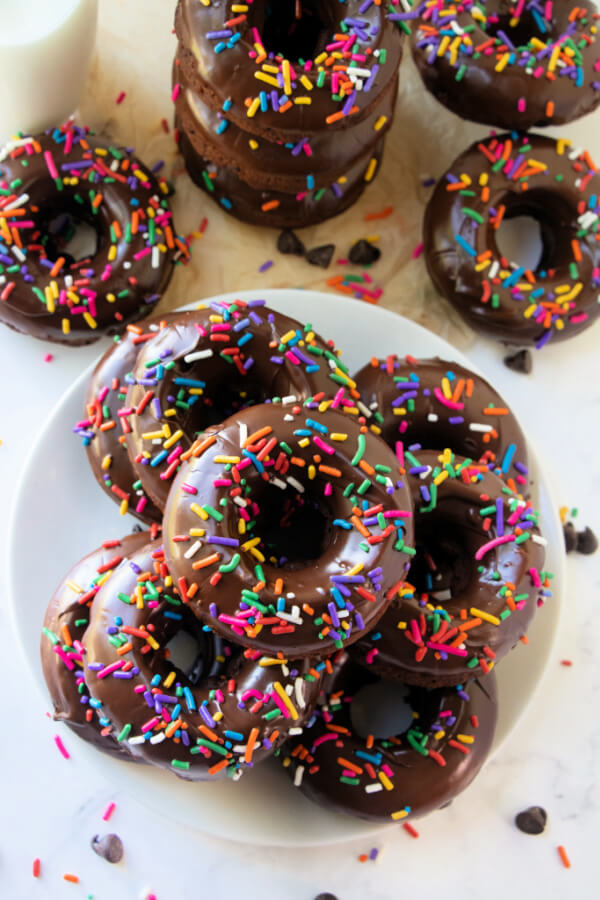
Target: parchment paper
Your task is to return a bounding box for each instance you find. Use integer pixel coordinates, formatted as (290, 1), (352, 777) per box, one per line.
(79, 0), (488, 350)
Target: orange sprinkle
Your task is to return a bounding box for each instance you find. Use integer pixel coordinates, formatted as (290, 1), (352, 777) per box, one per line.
(192, 553), (221, 570)
(245, 726), (259, 763)
(244, 426), (273, 448)
(557, 845), (571, 869)
(208, 758), (230, 775)
(63, 874), (79, 884)
(364, 205), (393, 221)
(337, 756), (363, 775)
(261, 200), (280, 212)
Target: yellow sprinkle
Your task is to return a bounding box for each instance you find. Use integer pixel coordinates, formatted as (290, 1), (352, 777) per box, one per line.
(330, 433), (348, 441)
(308, 464), (316, 480)
(298, 437), (310, 448)
(299, 75), (313, 91)
(213, 456), (241, 464)
(374, 115), (387, 131)
(65, 580), (84, 594)
(101, 455), (112, 471)
(391, 809), (409, 821)
(433, 470), (449, 486)
(190, 503), (209, 520)
(164, 671), (176, 688)
(249, 139), (259, 150)
(255, 71), (280, 88)
(108, 245), (117, 262)
(106, 293), (116, 303)
(259, 657), (289, 667)
(273, 681), (299, 720)
(83, 312), (97, 330)
(247, 97), (261, 118)
(456, 734), (475, 744)
(163, 429), (183, 450)
(346, 562), (364, 578)
(119, 498), (128, 516)
(364, 158), (378, 183)
(189, 528), (205, 537)
(294, 96), (312, 105)
(62, 318), (70, 334)
(242, 537), (261, 551)
(470, 607), (500, 626)
(379, 772), (394, 791)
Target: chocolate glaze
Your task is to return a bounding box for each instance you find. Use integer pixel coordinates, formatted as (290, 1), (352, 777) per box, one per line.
(175, 0), (403, 140)
(163, 402), (415, 659)
(83, 540), (321, 779)
(177, 118), (386, 229)
(175, 53), (398, 192)
(410, 1), (600, 130)
(41, 531), (150, 756)
(0, 125), (179, 345)
(125, 302), (353, 510)
(284, 659), (497, 822)
(76, 316), (183, 525)
(353, 356), (529, 489)
(352, 450), (548, 687)
(424, 132), (600, 347)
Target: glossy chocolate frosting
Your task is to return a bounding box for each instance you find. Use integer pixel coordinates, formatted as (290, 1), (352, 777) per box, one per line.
(41, 531), (150, 756)
(125, 302), (353, 510)
(163, 401), (415, 659)
(83, 540), (321, 778)
(284, 659), (497, 822)
(0, 125), (180, 345)
(76, 316), (183, 525)
(352, 450), (549, 687)
(175, 0), (403, 140)
(176, 118), (386, 229)
(424, 132), (600, 347)
(353, 356), (529, 490)
(410, 1), (600, 130)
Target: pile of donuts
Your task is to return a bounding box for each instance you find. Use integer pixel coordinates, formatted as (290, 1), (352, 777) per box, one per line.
(42, 299), (552, 824)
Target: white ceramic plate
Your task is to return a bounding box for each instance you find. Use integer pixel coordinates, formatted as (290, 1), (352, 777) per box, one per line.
(8, 289), (565, 847)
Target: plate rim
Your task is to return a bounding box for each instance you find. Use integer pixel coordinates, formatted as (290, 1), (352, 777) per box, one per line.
(6, 288), (566, 846)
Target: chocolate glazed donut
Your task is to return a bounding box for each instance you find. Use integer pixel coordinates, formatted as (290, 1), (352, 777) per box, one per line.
(124, 300), (354, 510)
(41, 531), (151, 757)
(352, 450), (551, 687)
(354, 356), (529, 492)
(284, 659), (497, 822)
(174, 0), (404, 139)
(409, 1), (600, 130)
(163, 402), (415, 659)
(83, 541), (321, 778)
(74, 315), (183, 525)
(424, 132), (600, 348)
(0, 124), (182, 344)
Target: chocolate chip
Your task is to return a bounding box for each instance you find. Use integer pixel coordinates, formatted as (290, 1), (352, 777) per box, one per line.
(349, 239), (381, 266)
(577, 526), (598, 555)
(306, 244), (335, 269)
(563, 522), (577, 553)
(277, 229), (305, 256)
(91, 833), (124, 863)
(131, 523), (144, 533)
(515, 806), (547, 835)
(503, 349), (532, 374)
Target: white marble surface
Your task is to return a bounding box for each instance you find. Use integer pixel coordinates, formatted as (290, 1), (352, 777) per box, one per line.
(1, 4), (600, 898)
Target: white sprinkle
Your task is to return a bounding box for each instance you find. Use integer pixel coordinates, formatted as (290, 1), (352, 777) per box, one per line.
(11, 245), (25, 262)
(288, 727), (303, 736)
(276, 610), (304, 625)
(293, 765), (305, 787)
(469, 423), (493, 433)
(128, 735), (146, 745)
(357, 400), (372, 418)
(151, 245), (160, 268)
(295, 677), (306, 709)
(287, 476), (304, 493)
(2, 192), (29, 211)
(532, 534), (547, 545)
(184, 540), (202, 559)
(281, 394), (298, 405)
(270, 477), (287, 490)
(239, 422), (248, 446)
(365, 783), (383, 793)
(284, 413), (295, 422)
(427, 413), (439, 422)
(149, 732), (166, 745)
(184, 349), (213, 362)
(432, 589), (452, 601)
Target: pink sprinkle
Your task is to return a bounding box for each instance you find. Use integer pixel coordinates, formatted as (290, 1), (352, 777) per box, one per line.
(116, 91), (126, 105)
(172, 83), (181, 103)
(102, 802), (116, 822)
(474, 533), (516, 561)
(44, 150), (58, 180)
(365, 648), (379, 664)
(518, 97), (526, 113)
(433, 387), (464, 410)
(427, 642), (468, 657)
(54, 735), (70, 759)
(412, 242), (424, 259)
(44, 353), (53, 363)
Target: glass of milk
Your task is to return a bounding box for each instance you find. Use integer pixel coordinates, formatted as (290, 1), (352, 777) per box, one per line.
(0, 0), (98, 142)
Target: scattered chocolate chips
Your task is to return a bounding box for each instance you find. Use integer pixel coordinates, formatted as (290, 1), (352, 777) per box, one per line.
(306, 244), (336, 269)
(349, 238), (381, 266)
(503, 349), (532, 374)
(563, 521), (578, 553)
(277, 229), (305, 256)
(577, 526), (598, 555)
(515, 806), (547, 835)
(91, 833), (124, 863)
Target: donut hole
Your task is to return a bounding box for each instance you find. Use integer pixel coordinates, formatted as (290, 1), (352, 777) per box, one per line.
(179, 378), (267, 431)
(261, 0), (336, 61)
(251, 482), (332, 568)
(486, 11), (551, 47)
(164, 619), (222, 685)
(42, 209), (100, 266)
(408, 527), (473, 602)
(350, 680), (415, 740)
(494, 190), (579, 274)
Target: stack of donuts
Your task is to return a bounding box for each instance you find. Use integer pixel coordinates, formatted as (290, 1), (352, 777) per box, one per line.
(171, 0), (405, 228)
(41, 298), (552, 824)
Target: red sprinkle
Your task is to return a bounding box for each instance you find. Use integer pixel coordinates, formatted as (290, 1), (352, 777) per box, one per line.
(116, 91), (126, 105)
(403, 822), (419, 839)
(32, 858), (41, 878)
(560, 660), (573, 666)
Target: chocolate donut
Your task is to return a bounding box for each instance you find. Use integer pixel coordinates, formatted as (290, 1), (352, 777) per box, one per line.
(176, 120), (387, 228)
(83, 540), (321, 778)
(0, 124), (183, 344)
(409, 1), (600, 130)
(354, 356), (529, 492)
(173, 1), (404, 227)
(163, 401), (415, 659)
(124, 300), (353, 510)
(74, 316), (183, 525)
(41, 530), (151, 756)
(284, 659), (497, 822)
(174, 1), (404, 138)
(424, 132), (600, 347)
(352, 450), (551, 687)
